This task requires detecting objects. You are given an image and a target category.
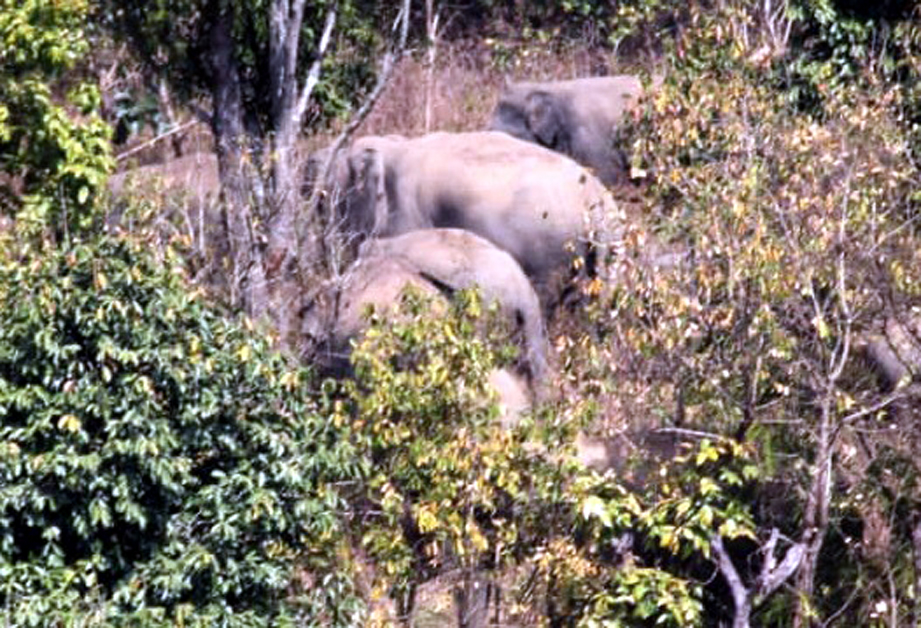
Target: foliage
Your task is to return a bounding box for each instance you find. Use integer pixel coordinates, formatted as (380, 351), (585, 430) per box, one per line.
(335, 289), (577, 613)
(334, 289), (748, 625)
(548, 439), (760, 627)
(0, 0), (113, 237)
(0, 235), (363, 626)
(568, 2), (921, 621)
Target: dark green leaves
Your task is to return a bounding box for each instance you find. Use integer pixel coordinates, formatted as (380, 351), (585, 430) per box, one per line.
(0, 236), (363, 625)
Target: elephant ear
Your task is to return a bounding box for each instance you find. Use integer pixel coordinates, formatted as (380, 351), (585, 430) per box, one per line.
(525, 91), (561, 147)
(349, 147), (389, 236)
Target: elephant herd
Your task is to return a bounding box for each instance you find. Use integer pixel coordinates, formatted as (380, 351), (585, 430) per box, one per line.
(301, 75), (649, 407)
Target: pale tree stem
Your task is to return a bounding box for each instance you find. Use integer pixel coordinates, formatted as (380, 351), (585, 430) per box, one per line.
(423, 0), (439, 133)
(302, 0), (412, 278)
(713, 529), (804, 628)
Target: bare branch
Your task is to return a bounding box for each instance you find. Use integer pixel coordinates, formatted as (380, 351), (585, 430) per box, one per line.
(115, 119), (203, 162)
(652, 427), (723, 440)
(306, 0), (411, 213)
(286, 0), (308, 96)
(293, 6), (337, 130)
(757, 535), (805, 600)
(301, 0), (412, 276)
(711, 535), (752, 628)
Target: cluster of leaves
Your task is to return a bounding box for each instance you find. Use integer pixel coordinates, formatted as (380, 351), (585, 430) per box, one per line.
(0, 0), (113, 236)
(545, 438), (761, 627)
(0, 236), (364, 626)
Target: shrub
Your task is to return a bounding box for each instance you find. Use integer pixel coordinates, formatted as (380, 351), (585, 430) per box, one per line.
(0, 235), (363, 626)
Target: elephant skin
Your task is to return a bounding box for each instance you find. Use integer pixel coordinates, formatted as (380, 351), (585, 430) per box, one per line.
(301, 229), (550, 391)
(316, 131), (622, 307)
(358, 228), (550, 383)
(489, 76), (645, 187)
(109, 152), (220, 205)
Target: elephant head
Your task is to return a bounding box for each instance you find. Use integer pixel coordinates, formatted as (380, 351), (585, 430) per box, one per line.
(306, 135), (408, 252)
(357, 228), (551, 385)
(863, 315), (921, 392)
(489, 76), (646, 187)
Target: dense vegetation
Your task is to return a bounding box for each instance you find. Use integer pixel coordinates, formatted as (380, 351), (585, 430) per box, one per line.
(2, 0), (921, 626)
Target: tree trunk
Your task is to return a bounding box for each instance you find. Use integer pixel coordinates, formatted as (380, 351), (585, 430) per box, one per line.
(712, 535), (751, 628)
(793, 394), (833, 628)
(912, 514), (921, 624)
(209, 0), (268, 319)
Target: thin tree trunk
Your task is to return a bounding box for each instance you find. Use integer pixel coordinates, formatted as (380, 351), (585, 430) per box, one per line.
(209, 0), (268, 318)
(912, 514), (921, 623)
(793, 393), (833, 628)
(712, 535), (752, 628)
(157, 73), (183, 158)
(423, 0), (437, 133)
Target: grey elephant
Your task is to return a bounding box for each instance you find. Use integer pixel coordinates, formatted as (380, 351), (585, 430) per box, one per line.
(109, 152), (220, 205)
(301, 228), (550, 390)
(359, 228), (549, 380)
(313, 131), (622, 308)
(489, 75), (646, 187)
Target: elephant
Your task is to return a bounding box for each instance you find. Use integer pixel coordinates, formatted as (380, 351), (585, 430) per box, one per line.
(358, 228), (549, 382)
(109, 151), (220, 206)
(300, 228), (550, 391)
(312, 131), (622, 308)
(488, 75), (646, 187)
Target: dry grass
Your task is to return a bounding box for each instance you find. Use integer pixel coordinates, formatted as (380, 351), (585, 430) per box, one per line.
(354, 39), (625, 138)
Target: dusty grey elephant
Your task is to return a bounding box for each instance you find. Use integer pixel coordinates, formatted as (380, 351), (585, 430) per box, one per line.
(301, 228), (550, 390)
(109, 152), (220, 205)
(358, 228), (549, 381)
(313, 131), (621, 308)
(488, 76), (645, 187)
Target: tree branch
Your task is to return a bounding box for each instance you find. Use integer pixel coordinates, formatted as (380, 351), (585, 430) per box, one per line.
(756, 530), (805, 600)
(115, 119), (203, 163)
(711, 535), (752, 628)
(306, 0), (411, 214)
(286, 0), (308, 98)
(293, 5), (336, 130)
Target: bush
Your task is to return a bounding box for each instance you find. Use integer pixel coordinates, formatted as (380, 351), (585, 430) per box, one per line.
(573, 6), (921, 622)
(0, 235), (363, 626)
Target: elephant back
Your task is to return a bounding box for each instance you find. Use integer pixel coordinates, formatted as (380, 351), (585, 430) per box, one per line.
(360, 228), (551, 384)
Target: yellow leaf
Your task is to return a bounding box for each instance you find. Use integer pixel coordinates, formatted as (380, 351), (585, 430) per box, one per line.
(58, 414), (81, 433)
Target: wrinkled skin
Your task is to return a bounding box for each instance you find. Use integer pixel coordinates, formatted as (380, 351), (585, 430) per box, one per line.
(300, 255), (438, 376)
(489, 76), (645, 187)
(300, 228), (550, 390)
(107, 152), (220, 227)
(312, 131), (621, 307)
(108, 152), (220, 201)
(359, 228), (550, 382)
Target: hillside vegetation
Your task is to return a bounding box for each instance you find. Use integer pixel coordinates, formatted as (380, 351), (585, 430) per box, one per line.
(2, 1), (921, 626)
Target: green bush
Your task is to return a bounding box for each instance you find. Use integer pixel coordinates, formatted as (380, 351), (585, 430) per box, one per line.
(0, 0), (113, 237)
(0, 236), (363, 626)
